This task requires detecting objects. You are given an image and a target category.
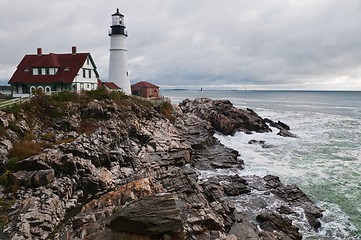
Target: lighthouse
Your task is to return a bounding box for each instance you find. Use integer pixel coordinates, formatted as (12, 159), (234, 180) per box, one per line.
(108, 8), (131, 95)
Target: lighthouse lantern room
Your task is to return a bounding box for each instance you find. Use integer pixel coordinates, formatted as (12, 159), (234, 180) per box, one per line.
(108, 8), (131, 95)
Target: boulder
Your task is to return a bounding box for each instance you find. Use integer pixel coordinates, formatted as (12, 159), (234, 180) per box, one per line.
(109, 194), (184, 237)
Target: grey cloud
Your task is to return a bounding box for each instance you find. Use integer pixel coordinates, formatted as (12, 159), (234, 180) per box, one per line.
(1, 0), (361, 90)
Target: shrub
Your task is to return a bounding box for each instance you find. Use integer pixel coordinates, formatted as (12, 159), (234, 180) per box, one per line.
(6, 157), (18, 172)
(160, 101), (174, 121)
(0, 125), (6, 137)
(8, 121), (21, 135)
(0, 171), (12, 190)
(51, 90), (77, 102)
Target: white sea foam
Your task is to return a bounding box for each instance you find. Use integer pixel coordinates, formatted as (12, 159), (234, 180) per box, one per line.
(164, 90), (361, 238)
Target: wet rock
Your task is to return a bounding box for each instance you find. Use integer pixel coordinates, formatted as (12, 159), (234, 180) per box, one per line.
(278, 129), (298, 138)
(256, 211), (302, 240)
(248, 139), (273, 148)
(264, 118), (298, 138)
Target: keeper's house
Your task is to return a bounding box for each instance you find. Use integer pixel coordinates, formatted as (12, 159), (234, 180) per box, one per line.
(8, 47), (99, 97)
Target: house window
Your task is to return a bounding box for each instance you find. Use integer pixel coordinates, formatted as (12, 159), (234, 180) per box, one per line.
(88, 70), (91, 78)
(87, 58), (90, 65)
(38, 68), (42, 75)
(64, 67), (69, 71)
(45, 68), (50, 75)
(24, 68), (29, 72)
(83, 69), (86, 78)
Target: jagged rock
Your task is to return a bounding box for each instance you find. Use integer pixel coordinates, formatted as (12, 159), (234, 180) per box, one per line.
(80, 178), (155, 213)
(179, 98), (272, 135)
(82, 101), (104, 118)
(16, 157), (52, 171)
(13, 169), (55, 187)
(54, 115), (80, 131)
(0, 97), (321, 240)
(3, 187), (65, 240)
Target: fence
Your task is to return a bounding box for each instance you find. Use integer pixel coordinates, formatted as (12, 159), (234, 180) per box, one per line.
(0, 96), (32, 109)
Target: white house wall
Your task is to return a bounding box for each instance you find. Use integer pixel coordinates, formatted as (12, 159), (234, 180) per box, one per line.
(72, 55), (98, 92)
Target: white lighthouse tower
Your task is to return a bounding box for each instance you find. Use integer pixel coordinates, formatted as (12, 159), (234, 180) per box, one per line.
(108, 8), (131, 95)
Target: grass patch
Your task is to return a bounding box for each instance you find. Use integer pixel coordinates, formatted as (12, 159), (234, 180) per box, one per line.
(3, 102), (22, 119)
(8, 140), (45, 161)
(55, 137), (75, 145)
(79, 120), (102, 135)
(0, 195), (16, 228)
(41, 132), (56, 141)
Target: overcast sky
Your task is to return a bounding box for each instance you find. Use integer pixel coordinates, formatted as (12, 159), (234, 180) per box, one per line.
(1, 0), (361, 90)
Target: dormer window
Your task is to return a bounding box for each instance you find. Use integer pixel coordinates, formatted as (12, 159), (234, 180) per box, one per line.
(24, 67), (29, 72)
(64, 67), (70, 71)
(32, 67), (58, 75)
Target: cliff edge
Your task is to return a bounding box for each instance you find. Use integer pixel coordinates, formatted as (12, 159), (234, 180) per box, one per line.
(0, 90), (322, 239)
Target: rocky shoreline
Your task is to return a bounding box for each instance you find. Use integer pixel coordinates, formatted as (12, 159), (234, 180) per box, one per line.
(0, 93), (322, 240)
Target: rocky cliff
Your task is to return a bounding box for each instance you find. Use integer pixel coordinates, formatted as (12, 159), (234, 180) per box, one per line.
(0, 90), (322, 240)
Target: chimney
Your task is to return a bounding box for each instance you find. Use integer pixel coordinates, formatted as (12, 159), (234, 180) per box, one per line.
(37, 48), (42, 56)
(72, 46), (77, 55)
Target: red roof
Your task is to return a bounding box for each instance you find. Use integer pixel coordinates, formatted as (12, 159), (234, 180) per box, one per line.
(103, 82), (121, 89)
(131, 81), (159, 88)
(8, 52), (97, 85)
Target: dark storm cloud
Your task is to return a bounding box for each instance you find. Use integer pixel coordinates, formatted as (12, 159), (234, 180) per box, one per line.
(1, 0), (361, 90)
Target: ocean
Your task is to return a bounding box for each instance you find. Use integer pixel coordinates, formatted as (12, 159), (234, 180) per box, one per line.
(161, 90), (361, 240)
